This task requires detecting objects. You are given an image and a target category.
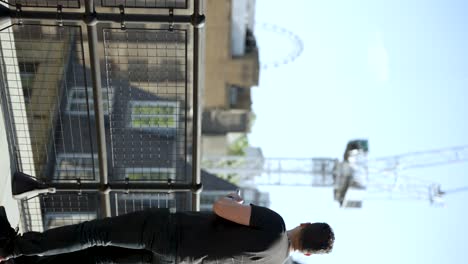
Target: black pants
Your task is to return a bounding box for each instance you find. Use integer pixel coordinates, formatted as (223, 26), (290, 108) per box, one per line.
(13, 246), (155, 264)
(10, 209), (176, 263)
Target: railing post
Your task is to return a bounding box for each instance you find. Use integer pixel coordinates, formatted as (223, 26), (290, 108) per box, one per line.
(85, 0), (111, 218)
(191, 0), (205, 212)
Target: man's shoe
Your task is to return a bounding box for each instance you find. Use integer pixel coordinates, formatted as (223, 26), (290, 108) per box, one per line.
(0, 207), (16, 239)
(0, 207), (16, 262)
(0, 236), (14, 262)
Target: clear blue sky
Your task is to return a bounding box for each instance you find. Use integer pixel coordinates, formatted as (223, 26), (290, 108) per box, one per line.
(249, 0), (468, 263)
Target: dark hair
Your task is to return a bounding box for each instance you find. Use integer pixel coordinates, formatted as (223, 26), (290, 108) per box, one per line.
(300, 223), (335, 254)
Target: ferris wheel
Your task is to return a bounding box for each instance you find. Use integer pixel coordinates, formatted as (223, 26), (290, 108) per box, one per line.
(254, 22), (304, 70)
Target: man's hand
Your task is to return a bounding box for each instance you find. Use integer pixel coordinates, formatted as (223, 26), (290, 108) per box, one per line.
(213, 191), (251, 226)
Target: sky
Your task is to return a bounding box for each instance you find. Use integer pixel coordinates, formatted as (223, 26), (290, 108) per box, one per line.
(249, 0), (468, 263)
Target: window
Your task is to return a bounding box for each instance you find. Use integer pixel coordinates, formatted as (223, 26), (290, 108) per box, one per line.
(229, 86), (250, 109)
(127, 58), (185, 83)
(54, 153), (98, 181)
(125, 168), (176, 181)
(114, 193), (177, 215)
(229, 86), (239, 107)
(66, 86), (114, 116)
(129, 101), (179, 130)
(19, 62), (39, 103)
(44, 212), (97, 229)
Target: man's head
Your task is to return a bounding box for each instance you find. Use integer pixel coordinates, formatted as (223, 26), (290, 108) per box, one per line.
(299, 222), (335, 255)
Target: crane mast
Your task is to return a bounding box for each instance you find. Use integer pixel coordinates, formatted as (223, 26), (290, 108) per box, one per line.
(201, 141), (468, 208)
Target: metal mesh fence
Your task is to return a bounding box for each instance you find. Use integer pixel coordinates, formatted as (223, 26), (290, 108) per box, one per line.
(99, 0), (187, 9)
(0, 0), (80, 8)
(18, 192), (99, 232)
(0, 0), (188, 9)
(0, 1), (201, 232)
(17, 191), (190, 231)
(103, 27), (190, 183)
(111, 191), (190, 215)
(0, 24), (194, 183)
(0, 24), (99, 183)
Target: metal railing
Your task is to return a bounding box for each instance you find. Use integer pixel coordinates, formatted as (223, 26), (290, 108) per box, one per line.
(0, 0), (204, 232)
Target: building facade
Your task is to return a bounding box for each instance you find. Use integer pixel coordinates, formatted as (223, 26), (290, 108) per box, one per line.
(201, 0), (259, 156)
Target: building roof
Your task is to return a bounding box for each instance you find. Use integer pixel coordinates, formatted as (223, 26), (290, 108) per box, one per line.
(201, 169), (238, 191)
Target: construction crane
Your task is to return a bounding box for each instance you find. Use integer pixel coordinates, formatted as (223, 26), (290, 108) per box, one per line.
(201, 140), (468, 208)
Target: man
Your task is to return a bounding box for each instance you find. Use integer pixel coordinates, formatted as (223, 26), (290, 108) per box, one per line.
(0, 192), (334, 263)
